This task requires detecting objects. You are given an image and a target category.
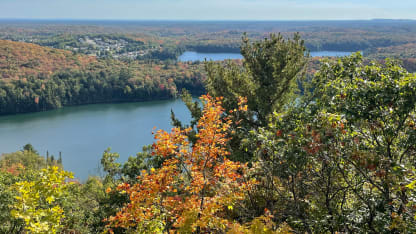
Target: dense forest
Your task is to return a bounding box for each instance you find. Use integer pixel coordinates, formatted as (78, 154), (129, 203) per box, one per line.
(0, 40), (205, 115)
(1, 33), (416, 233)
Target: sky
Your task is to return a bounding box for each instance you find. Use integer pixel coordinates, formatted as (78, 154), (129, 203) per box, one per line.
(0, 0), (415, 21)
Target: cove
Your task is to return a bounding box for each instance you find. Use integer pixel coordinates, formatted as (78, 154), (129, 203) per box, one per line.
(178, 51), (355, 62)
(0, 99), (192, 180)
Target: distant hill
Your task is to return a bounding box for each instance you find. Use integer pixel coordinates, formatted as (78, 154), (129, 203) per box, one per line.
(0, 39), (97, 80)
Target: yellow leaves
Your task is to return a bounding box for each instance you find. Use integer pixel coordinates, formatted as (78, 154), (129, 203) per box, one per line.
(46, 196), (55, 204)
(238, 96), (248, 108)
(239, 104), (248, 112)
(227, 214), (289, 234)
(406, 180), (416, 190)
(12, 166), (72, 234)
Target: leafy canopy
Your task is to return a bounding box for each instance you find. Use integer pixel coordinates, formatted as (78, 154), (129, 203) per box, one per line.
(11, 166), (73, 234)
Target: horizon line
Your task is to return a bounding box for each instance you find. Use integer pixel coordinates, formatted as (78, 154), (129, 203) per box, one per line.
(0, 18), (415, 22)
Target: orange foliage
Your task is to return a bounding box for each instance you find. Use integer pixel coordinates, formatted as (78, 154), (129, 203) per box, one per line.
(0, 40), (97, 80)
(106, 95), (251, 232)
(1, 162), (25, 176)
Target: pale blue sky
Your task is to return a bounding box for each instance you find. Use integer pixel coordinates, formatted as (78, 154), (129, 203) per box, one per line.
(0, 0), (415, 20)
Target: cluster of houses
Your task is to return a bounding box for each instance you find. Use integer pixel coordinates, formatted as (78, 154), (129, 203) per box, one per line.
(73, 36), (151, 59)
(3, 35), (160, 60)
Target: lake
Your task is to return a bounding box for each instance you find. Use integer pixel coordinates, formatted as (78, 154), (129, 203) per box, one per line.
(178, 51), (355, 62)
(0, 99), (192, 180)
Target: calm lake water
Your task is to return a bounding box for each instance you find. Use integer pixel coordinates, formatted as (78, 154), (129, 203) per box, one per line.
(0, 99), (191, 180)
(178, 51), (354, 62)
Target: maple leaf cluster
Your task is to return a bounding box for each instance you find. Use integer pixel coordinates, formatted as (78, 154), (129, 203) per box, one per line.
(106, 95), (252, 233)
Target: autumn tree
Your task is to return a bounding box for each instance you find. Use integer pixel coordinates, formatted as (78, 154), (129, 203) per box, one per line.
(0, 146), (57, 233)
(11, 166), (73, 234)
(106, 95), (253, 233)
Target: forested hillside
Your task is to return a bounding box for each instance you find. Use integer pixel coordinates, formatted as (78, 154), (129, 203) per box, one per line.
(0, 40), (97, 79)
(0, 40), (205, 115)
